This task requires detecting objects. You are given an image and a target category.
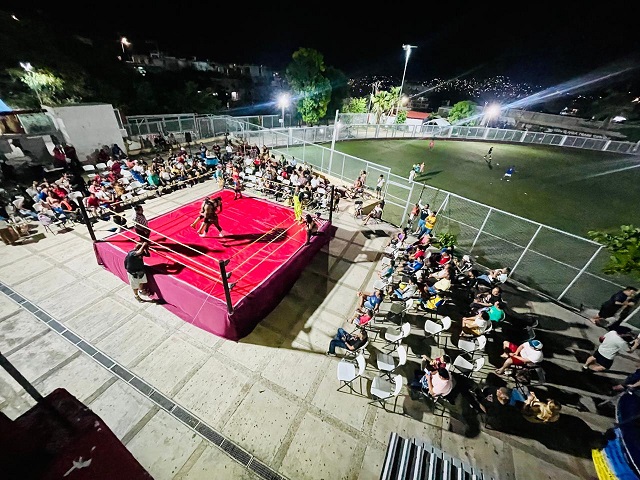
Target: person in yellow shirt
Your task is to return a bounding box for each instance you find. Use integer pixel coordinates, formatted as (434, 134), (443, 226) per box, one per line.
(425, 211), (438, 235)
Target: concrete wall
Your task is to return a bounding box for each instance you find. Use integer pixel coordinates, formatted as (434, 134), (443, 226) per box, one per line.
(45, 104), (125, 164)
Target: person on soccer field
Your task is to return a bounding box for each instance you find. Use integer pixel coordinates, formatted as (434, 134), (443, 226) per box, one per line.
(198, 197), (224, 237)
(501, 165), (515, 181)
(484, 146), (493, 160)
(429, 140), (435, 150)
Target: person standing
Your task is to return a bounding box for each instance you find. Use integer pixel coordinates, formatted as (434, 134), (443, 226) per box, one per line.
(190, 196), (210, 230)
(198, 197), (223, 238)
(375, 175), (385, 199)
(304, 213), (319, 245)
(132, 205), (150, 241)
(429, 140), (435, 150)
(232, 168), (243, 199)
(424, 210), (438, 236)
(124, 241), (150, 303)
(590, 286), (638, 328)
(419, 162), (425, 174)
(583, 326), (636, 372)
(408, 168), (416, 182)
(484, 146), (493, 160)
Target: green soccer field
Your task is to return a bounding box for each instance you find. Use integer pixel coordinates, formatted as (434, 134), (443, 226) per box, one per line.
(328, 138), (640, 237)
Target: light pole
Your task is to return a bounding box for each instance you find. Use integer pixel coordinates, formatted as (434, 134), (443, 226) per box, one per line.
(278, 93), (290, 128)
(19, 61), (43, 106)
(120, 37), (131, 60)
(397, 44), (417, 116)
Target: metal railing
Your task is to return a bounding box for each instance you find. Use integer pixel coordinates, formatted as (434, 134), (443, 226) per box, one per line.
(121, 115), (639, 320)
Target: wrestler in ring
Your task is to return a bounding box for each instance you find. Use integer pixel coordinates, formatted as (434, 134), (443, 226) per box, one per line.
(190, 196), (210, 231)
(197, 196), (224, 238)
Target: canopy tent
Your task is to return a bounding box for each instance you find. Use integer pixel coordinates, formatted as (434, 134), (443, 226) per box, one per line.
(0, 99), (12, 113)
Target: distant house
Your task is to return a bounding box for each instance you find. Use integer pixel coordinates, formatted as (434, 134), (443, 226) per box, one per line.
(405, 111), (431, 126)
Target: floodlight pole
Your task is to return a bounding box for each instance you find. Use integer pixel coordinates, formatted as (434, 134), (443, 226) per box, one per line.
(396, 45), (417, 116)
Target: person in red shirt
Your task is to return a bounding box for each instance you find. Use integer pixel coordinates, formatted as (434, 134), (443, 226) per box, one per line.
(52, 145), (67, 169)
(85, 192), (101, 216)
(232, 168), (243, 199)
(50, 185), (74, 211)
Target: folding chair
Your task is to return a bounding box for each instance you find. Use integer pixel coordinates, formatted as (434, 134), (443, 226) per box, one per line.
(337, 353), (367, 395)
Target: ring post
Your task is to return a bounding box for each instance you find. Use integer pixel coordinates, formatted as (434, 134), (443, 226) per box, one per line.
(76, 198), (97, 242)
(329, 185), (335, 224)
(219, 259), (234, 314)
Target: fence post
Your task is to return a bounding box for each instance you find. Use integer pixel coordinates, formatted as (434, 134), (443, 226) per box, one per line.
(471, 207), (493, 252)
(557, 246), (604, 301)
(510, 225), (542, 275)
(400, 182), (416, 227)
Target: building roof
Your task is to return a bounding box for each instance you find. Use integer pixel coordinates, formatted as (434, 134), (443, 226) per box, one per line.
(406, 111), (430, 120)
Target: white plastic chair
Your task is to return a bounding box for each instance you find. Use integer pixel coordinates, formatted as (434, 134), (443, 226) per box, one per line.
(452, 356), (485, 378)
(369, 374), (404, 410)
(337, 353), (366, 394)
(383, 322), (411, 351)
(455, 335), (487, 359)
(376, 345), (408, 379)
(423, 316), (452, 347)
(82, 164), (96, 174)
(95, 162), (108, 172)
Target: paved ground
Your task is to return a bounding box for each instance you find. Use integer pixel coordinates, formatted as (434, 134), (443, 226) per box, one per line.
(1, 177), (638, 479)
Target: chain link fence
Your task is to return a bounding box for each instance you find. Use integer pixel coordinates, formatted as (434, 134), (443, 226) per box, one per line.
(122, 115), (639, 323)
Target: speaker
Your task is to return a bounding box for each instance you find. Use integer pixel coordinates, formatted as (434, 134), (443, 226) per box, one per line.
(184, 132), (192, 143)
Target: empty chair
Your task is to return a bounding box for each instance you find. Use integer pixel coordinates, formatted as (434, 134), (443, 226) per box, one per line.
(337, 353), (367, 394)
(423, 316), (452, 347)
(376, 345), (408, 379)
(383, 322), (411, 351)
(95, 162), (108, 173)
(452, 356), (485, 378)
(82, 164), (96, 174)
(453, 335), (487, 359)
(369, 374), (404, 410)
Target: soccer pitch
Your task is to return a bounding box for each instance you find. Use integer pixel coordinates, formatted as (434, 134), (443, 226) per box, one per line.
(330, 138), (640, 237)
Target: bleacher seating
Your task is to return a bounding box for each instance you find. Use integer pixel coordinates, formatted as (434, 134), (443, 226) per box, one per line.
(381, 432), (495, 480)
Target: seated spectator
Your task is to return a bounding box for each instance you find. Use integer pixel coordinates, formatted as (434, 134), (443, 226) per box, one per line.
(356, 289), (383, 313)
(476, 267), (510, 288)
(425, 267), (452, 295)
(391, 277), (419, 301)
(521, 391), (561, 424)
(485, 300), (506, 323)
(387, 228), (409, 249)
(85, 192), (103, 217)
(348, 308), (374, 326)
(378, 259), (396, 282)
(410, 367), (455, 401)
(470, 286), (503, 314)
(495, 339), (543, 375)
(403, 258), (424, 276)
(363, 202), (384, 225)
(583, 326), (635, 372)
(474, 385), (528, 414)
(461, 310), (491, 337)
(326, 326), (368, 356)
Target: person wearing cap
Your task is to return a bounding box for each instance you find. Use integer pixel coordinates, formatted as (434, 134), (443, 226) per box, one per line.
(495, 339), (543, 375)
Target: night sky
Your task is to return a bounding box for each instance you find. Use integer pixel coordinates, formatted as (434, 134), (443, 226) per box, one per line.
(14, 3), (640, 87)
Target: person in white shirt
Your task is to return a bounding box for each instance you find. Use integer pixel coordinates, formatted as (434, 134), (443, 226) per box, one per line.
(375, 175), (385, 199)
(495, 339), (543, 375)
(583, 326), (635, 371)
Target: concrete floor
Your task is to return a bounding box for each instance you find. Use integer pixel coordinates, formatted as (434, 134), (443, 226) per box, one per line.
(1, 178), (636, 479)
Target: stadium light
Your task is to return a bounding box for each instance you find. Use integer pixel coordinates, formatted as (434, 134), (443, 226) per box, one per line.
(483, 103), (501, 126)
(397, 44), (417, 116)
(120, 37), (131, 59)
(278, 93), (290, 127)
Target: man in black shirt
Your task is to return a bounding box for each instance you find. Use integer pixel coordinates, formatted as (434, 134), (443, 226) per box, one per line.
(590, 286), (637, 328)
(326, 327), (368, 356)
(124, 241), (151, 302)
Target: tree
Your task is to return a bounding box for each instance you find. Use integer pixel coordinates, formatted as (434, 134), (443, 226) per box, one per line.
(588, 225), (640, 279)
(370, 88), (398, 123)
(343, 97), (368, 113)
(17, 67), (64, 107)
(448, 100), (478, 125)
(285, 48), (331, 126)
(396, 110), (407, 124)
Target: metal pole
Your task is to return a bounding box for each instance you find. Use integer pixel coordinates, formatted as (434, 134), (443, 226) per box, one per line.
(0, 352), (43, 403)
(510, 225), (542, 275)
(219, 259), (234, 315)
(329, 185), (335, 224)
(557, 246), (604, 301)
(471, 208), (493, 252)
(75, 197), (97, 242)
(328, 109), (339, 176)
(400, 181), (415, 227)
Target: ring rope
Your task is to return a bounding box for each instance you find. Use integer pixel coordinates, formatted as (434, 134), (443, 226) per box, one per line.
(103, 206), (223, 269)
